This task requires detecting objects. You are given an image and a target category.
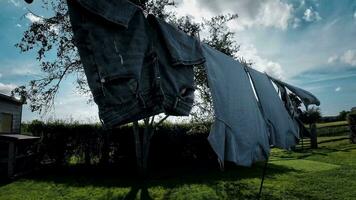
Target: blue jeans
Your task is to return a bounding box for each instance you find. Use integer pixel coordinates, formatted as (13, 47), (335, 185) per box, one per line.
(67, 0), (205, 128)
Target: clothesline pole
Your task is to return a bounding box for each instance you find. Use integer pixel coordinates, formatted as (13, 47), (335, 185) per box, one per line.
(132, 115), (169, 178)
(302, 105), (310, 151)
(142, 117), (153, 175)
(257, 159), (269, 200)
(133, 121), (144, 176)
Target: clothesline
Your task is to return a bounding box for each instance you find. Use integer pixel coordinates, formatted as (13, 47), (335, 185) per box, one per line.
(67, 0), (320, 167)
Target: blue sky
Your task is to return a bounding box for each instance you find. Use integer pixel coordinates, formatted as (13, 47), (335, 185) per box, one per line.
(0, 0), (356, 122)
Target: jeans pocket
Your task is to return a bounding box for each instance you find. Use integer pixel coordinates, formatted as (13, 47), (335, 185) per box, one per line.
(101, 75), (138, 105)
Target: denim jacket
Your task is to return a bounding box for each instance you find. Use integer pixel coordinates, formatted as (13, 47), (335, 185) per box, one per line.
(67, 0), (204, 128)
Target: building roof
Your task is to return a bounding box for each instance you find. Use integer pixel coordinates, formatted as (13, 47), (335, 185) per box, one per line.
(0, 134), (40, 141)
(0, 93), (24, 105)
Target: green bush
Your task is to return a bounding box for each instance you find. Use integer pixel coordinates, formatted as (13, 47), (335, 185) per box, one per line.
(22, 120), (217, 169)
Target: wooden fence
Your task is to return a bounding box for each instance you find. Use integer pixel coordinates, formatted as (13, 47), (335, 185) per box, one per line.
(316, 124), (350, 137)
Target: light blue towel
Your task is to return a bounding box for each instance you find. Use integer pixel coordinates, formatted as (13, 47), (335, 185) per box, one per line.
(202, 44), (270, 167)
(248, 68), (299, 149)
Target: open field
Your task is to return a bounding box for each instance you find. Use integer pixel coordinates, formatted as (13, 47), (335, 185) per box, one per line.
(0, 135), (355, 200)
(316, 121), (348, 128)
(301, 121), (350, 137)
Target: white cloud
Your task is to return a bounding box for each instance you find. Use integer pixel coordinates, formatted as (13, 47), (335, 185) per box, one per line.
(0, 60), (41, 77)
(8, 0), (20, 7)
(0, 83), (17, 95)
(292, 18), (301, 29)
(25, 13), (44, 23)
(16, 23), (22, 28)
(238, 44), (284, 79)
(182, 0), (294, 31)
(340, 50), (356, 66)
(335, 87), (341, 92)
(328, 50), (356, 67)
(254, 0), (293, 30)
(49, 91), (99, 123)
(300, 0), (306, 7)
(327, 55), (338, 63)
(11, 64), (40, 76)
(173, 0), (214, 23)
(25, 13), (58, 33)
(303, 7), (322, 22)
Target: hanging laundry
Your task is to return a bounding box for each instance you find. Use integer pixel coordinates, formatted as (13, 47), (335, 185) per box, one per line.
(248, 68), (299, 149)
(67, 0), (321, 168)
(269, 77), (320, 107)
(67, 0), (204, 128)
(274, 81), (312, 138)
(202, 44), (270, 167)
(148, 15), (205, 116)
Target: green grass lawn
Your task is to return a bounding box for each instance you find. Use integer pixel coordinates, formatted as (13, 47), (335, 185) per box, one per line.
(1, 136), (355, 200)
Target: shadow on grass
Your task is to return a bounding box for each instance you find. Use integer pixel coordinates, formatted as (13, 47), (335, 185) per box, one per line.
(0, 177), (11, 187)
(122, 182), (153, 200)
(12, 161), (295, 199)
(274, 139), (356, 161)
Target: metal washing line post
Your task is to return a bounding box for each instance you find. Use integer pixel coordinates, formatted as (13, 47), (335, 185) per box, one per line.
(132, 115), (169, 177)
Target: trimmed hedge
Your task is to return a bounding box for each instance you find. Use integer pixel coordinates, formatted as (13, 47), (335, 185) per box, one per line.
(23, 119), (353, 170)
(22, 120), (218, 169)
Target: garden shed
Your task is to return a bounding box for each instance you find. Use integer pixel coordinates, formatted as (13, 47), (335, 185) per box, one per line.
(0, 93), (40, 178)
(0, 93), (23, 134)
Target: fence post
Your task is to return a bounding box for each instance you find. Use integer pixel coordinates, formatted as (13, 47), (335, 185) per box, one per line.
(133, 121), (144, 177)
(350, 125), (356, 144)
(347, 112), (356, 144)
(310, 123), (318, 149)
